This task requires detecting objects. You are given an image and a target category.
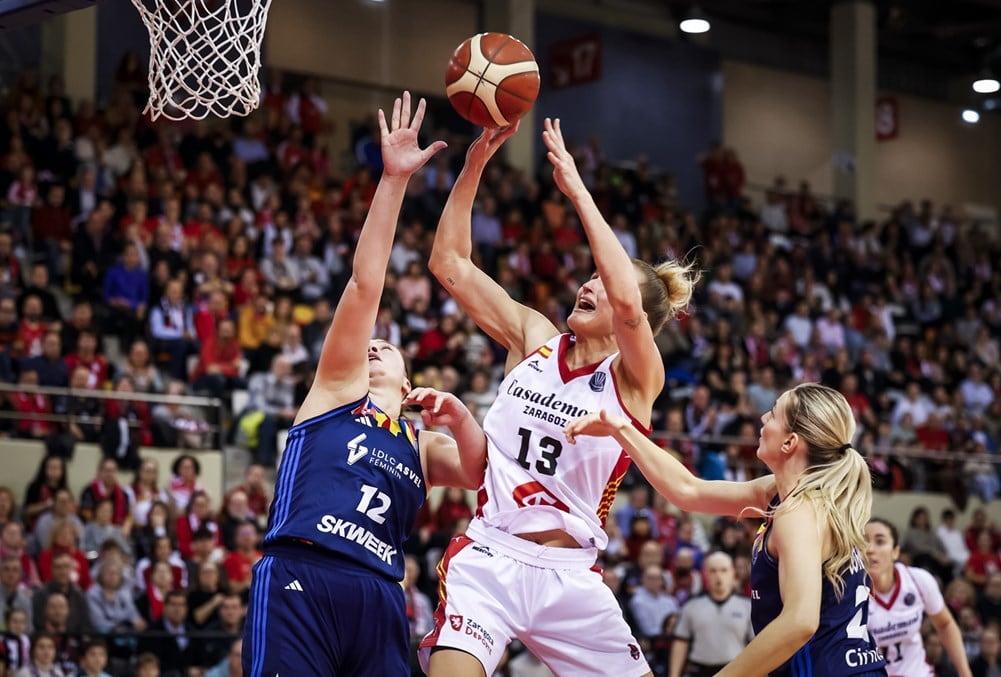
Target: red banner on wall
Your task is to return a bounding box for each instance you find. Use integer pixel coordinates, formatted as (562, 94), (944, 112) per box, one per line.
(549, 34), (603, 90)
(876, 96), (898, 141)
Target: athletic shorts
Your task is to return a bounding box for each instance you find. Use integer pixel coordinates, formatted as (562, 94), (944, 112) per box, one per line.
(243, 542), (409, 676)
(419, 520), (650, 676)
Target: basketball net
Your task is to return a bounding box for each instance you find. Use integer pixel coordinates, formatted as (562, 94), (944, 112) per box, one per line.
(130, 0), (273, 121)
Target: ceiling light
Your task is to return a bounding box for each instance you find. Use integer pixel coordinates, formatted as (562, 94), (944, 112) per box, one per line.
(680, 5), (710, 34)
(973, 76), (1000, 94)
(962, 108), (981, 124)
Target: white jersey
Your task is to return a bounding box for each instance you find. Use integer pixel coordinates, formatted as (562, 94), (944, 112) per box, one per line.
(868, 562), (945, 677)
(478, 334), (647, 549)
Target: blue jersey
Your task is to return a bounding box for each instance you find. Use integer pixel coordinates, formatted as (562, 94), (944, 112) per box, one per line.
(750, 499), (887, 677)
(264, 394), (426, 581)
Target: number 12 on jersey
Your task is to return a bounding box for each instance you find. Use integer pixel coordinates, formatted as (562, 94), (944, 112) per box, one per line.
(356, 484), (391, 524)
(516, 427), (563, 476)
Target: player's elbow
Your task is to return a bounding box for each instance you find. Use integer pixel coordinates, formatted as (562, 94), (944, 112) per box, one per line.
(428, 246), (459, 281)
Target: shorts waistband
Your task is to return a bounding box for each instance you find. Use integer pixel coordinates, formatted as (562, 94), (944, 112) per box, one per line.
(466, 519), (597, 569)
(264, 538), (395, 580)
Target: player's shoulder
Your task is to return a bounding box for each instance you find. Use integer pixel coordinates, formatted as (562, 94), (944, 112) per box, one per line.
(900, 563), (938, 591)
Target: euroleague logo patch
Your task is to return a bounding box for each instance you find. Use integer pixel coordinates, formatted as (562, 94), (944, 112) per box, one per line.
(588, 371), (606, 392)
(629, 643), (641, 660)
(903, 592), (916, 606)
(449, 614), (463, 631)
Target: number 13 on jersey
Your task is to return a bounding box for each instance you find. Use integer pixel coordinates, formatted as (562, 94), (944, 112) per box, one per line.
(516, 427), (563, 476)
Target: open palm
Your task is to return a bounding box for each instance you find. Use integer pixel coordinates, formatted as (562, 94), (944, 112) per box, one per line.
(380, 91), (447, 178)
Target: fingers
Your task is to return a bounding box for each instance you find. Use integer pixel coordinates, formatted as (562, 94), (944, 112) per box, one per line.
(400, 91), (412, 129)
(404, 387), (433, 404)
(410, 96), (426, 131)
(490, 119), (520, 145)
(420, 140), (449, 164)
(377, 108), (389, 139)
(391, 97), (402, 131)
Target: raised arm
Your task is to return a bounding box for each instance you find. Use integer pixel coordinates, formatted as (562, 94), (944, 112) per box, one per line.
(564, 410), (775, 517)
(543, 118), (663, 400)
(428, 123), (557, 365)
(298, 93), (445, 422)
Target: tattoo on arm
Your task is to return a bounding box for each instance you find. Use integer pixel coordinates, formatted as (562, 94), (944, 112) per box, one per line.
(447, 277), (456, 287)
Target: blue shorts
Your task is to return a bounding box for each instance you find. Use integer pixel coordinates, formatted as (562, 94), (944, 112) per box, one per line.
(242, 542), (409, 676)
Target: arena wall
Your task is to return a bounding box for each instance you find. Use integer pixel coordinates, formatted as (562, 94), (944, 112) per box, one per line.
(0, 440), (224, 508)
(722, 59), (1001, 217)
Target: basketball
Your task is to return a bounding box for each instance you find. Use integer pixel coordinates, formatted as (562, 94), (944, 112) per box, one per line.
(445, 32), (540, 128)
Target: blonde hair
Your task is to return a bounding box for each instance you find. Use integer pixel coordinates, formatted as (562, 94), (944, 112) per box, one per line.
(774, 383), (873, 599)
(633, 258), (701, 335)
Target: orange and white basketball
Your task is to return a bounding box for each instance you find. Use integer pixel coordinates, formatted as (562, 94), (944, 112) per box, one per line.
(445, 32), (540, 128)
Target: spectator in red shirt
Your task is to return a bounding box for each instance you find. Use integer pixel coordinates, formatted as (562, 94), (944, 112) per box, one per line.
(37, 519), (91, 590)
(183, 202), (224, 254)
(31, 183), (73, 271)
(8, 368), (52, 439)
(15, 296), (49, 360)
(277, 125), (309, 172)
(191, 317), (244, 398)
(222, 521), (262, 595)
(63, 330), (108, 390)
(79, 458), (131, 525)
(720, 148), (745, 205)
(185, 152), (224, 196)
(175, 490), (221, 560)
(966, 508), (1001, 552)
(965, 529), (1001, 589)
(192, 289), (232, 344)
(225, 464), (270, 529)
(433, 487), (473, 533)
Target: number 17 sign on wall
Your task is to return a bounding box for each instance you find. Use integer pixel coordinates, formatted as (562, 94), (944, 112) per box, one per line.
(550, 34), (603, 89)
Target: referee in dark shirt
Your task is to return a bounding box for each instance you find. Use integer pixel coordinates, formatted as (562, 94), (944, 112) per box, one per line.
(670, 551), (754, 677)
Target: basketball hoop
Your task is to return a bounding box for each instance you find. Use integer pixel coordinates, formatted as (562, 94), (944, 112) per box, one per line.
(130, 0), (273, 121)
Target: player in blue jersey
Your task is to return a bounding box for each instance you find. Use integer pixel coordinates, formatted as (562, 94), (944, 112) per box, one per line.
(241, 91), (488, 677)
(565, 383), (888, 677)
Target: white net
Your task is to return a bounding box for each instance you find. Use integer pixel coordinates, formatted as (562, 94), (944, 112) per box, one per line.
(130, 0), (274, 121)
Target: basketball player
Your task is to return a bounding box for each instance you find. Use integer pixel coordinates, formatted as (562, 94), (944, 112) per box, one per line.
(420, 117), (699, 677)
(865, 518), (972, 677)
(242, 92), (487, 677)
(565, 383), (888, 677)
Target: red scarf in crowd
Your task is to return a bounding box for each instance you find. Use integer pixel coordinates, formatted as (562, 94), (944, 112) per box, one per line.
(90, 480), (129, 525)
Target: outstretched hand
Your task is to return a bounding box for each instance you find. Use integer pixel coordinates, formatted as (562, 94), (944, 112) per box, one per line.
(379, 91), (448, 178)
(403, 387), (469, 429)
(564, 409), (630, 445)
(465, 120), (521, 168)
(542, 117), (587, 201)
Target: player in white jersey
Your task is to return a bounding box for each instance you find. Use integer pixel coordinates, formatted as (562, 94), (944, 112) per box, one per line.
(421, 117), (699, 677)
(865, 518), (972, 677)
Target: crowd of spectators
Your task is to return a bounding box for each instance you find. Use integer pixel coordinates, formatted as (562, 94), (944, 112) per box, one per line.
(0, 50), (996, 675)
(0, 453), (265, 676)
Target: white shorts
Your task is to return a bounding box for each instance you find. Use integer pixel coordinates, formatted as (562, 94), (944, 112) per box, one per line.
(419, 520), (650, 676)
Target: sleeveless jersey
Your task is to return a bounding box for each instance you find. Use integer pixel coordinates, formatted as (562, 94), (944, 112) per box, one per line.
(478, 334), (646, 549)
(750, 500), (887, 676)
(868, 563), (943, 676)
(264, 394), (425, 581)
